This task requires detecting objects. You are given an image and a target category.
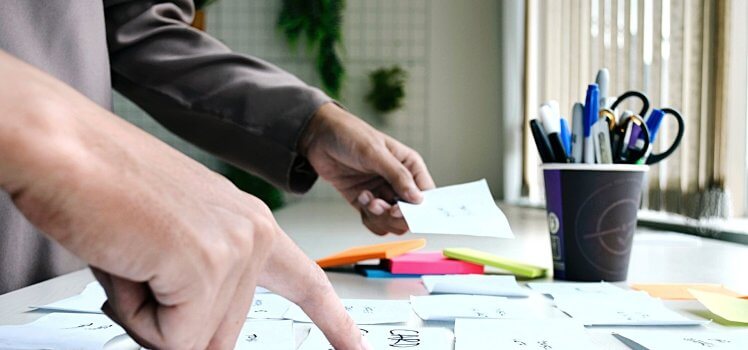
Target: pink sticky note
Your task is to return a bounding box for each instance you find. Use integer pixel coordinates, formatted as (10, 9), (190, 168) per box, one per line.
(385, 251), (484, 275)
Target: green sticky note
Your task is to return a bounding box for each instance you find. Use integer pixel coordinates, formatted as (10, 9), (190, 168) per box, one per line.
(443, 248), (547, 279)
(690, 289), (748, 323)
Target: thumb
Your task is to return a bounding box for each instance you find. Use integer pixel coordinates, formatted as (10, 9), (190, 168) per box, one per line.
(372, 150), (422, 204)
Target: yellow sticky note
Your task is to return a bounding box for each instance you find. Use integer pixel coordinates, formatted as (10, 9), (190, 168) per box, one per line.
(690, 289), (748, 323)
(631, 283), (742, 300)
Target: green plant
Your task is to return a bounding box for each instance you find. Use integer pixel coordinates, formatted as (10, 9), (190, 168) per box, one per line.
(365, 66), (407, 114)
(219, 162), (285, 210)
(278, 0), (346, 98)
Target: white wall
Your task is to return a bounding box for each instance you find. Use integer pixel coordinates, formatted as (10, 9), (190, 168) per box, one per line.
(426, 0), (502, 193)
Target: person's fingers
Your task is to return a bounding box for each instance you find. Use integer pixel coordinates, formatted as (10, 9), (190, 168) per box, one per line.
(366, 198), (391, 216)
(390, 205), (403, 218)
(206, 262), (262, 349)
(387, 139), (436, 191)
(370, 148), (422, 204)
(361, 210), (409, 235)
(101, 276), (162, 344)
(258, 230), (364, 350)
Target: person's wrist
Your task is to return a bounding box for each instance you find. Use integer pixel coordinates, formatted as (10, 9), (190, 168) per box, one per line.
(299, 102), (339, 156)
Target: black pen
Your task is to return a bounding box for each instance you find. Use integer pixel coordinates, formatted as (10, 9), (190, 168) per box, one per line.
(530, 119), (556, 163)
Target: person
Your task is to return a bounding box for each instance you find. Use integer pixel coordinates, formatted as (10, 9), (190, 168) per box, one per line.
(0, 1), (434, 349)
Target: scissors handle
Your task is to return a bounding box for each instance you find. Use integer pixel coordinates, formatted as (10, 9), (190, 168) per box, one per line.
(646, 108), (685, 165)
(611, 90), (650, 118)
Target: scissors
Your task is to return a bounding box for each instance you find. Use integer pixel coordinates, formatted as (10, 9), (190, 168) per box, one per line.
(609, 90), (685, 165)
(609, 113), (651, 164)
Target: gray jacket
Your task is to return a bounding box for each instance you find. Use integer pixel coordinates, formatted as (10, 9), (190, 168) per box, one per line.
(0, 0), (327, 294)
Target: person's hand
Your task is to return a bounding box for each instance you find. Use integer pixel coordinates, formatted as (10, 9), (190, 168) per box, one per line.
(300, 103), (435, 235)
(0, 51), (365, 350)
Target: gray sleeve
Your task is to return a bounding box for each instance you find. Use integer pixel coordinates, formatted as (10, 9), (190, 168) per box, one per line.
(103, 0), (327, 193)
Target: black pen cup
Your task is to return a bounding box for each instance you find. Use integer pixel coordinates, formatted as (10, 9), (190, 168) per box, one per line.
(541, 164), (648, 282)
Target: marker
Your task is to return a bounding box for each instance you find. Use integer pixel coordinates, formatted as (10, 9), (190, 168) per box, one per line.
(559, 117), (572, 157)
(530, 119), (556, 163)
(583, 84), (600, 164)
(540, 105), (569, 163)
(593, 110), (614, 164)
(611, 110), (634, 160)
(645, 108), (666, 142)
(571, 103), (584, 163)
(596, 68), (610, 108)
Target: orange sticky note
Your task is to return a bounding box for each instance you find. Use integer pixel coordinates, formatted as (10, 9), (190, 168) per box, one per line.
(630, 283), (743, 300)
(316, 239), (426, 268)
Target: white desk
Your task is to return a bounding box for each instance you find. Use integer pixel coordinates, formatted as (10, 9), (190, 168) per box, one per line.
(2, 202), (748, 349)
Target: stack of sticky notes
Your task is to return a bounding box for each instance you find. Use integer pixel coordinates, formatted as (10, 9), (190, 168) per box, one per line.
(317, 240), (548, 279)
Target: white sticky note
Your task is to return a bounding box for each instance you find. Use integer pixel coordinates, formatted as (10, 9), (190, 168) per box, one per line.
(0, 313), (126, 350)
(299, 326), (453, 350)
(410, 295), (541, 321)
(33, 282), (106, 313)
(284, 299), (412, 325)
(552, 292), (708, 326)
(398, 179), (514, 238)
(614, 330), (748, 350)
(455, 318), (597, 350)
(234, 320), (294, 350)
(526, 281), (626, 297)
(422, 275), (529, 297)
(248, 294), (293, 320)
(35, 282), (290, 320)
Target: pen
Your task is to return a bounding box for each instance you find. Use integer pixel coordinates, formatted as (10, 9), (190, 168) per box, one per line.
(540, 105), (569, 163)
(645, 108), (666, 142)
(559, 117), (572, 158)
(611, 110), (633, 160)
(571, 103), (584, 163)
(596, 68), (610, 108)
(593, 110), (615, 164)
(583, 84), (599, 164)
(530, 119), (556, 163)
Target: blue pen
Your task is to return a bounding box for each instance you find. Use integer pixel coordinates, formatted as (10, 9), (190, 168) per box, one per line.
(583, 84), (599, 164)
(559, 117), (571, 157)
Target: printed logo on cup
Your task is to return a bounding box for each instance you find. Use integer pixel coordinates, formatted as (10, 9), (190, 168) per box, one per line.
(574, 178), (640, 275)
(547, 212), (560, 235)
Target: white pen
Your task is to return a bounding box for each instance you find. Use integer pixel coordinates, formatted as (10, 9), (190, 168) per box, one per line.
(571, 103), (584, 163)
(596, 68), (610, 108)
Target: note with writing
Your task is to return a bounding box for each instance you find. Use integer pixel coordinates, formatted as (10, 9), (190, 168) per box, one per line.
(552, 292), (707, 326)
(422, 275), (529, 297)
(298, 325), (453, 350)
(614, 330), (748, 350)
(455, 319), (597, 350)
(0, 313), (126, 350)
(690, 289), (748, 323)
(34, 282), (291, 320)
(410, 295), (542, 321)
(284, 299), (412, 324)
(398, 179), (514, 238)
(235, 320), (294, 350)
(526, 281), (626, 298)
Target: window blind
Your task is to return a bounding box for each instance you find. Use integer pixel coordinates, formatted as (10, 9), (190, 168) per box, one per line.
(522, 0), (735, 219)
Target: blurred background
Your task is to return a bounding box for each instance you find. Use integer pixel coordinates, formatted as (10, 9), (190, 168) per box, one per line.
(115, 0), (748, 238)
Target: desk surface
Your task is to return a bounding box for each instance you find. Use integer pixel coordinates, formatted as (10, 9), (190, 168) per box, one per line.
(1, 202), (747, 349)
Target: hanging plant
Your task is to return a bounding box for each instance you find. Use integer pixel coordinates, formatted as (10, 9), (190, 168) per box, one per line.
(278, 0), (346, 98)
(365, 66), (407, 115)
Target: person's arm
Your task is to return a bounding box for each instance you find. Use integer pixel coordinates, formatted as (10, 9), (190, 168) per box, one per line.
(0, 50), (365, 350)
(104, 0), (436, 234)
(104, 0), (325, 193)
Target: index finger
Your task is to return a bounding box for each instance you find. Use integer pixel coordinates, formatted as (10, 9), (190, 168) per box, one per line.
(258, 228), (364, 350)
